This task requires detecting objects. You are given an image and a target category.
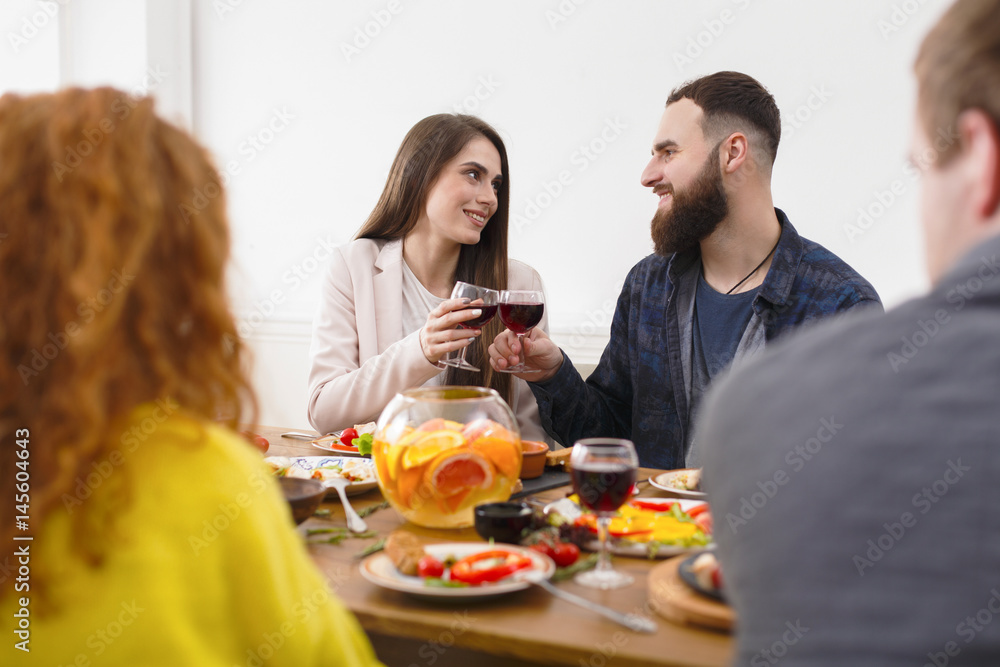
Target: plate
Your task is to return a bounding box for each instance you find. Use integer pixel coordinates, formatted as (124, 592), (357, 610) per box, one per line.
(264, 456), (378, 497)
(544, 497), (714, 559)
(648, 469), (707, 499)
(360, 542), (555, 601)
(310, 432), (367, 458)
(676, 551), (726, 602)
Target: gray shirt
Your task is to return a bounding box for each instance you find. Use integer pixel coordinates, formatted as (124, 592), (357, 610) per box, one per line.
(698, 234), (1000, 665)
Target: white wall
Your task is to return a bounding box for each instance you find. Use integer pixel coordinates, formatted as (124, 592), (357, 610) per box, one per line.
(3, 0), (950, 428)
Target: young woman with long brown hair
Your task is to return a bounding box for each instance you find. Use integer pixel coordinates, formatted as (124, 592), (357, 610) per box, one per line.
(0, 87), (380, 666)
(307, 114), (549, 441)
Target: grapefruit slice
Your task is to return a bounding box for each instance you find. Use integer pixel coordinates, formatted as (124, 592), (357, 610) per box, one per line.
(401, 430), (466, 470)
(461, 419), (514, 443)
(424, 450), (495, 498)
(416, 418), (464, 433)
(470, 436), (521, 480)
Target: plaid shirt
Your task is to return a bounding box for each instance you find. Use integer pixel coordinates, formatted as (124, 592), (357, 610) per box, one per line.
(530, 210), (882, 469)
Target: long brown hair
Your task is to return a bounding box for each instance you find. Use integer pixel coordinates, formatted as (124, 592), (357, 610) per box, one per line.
(357, 114), (512, 402)
(0, 88), (257, 599)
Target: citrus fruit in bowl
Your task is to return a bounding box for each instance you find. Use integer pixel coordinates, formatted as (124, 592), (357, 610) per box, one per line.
(372, 387), (522, 528)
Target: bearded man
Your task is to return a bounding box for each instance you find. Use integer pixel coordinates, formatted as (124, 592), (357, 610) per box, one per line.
(489, 71), (881, 469)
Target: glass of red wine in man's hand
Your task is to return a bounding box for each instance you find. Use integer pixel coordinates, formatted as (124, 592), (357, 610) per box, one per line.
(496, 289), (544, 373)
(570, 438), (639, 590)
(439, 281), (499, 372)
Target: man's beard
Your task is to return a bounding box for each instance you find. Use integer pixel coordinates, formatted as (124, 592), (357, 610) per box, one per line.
(650, 153), (729, 256)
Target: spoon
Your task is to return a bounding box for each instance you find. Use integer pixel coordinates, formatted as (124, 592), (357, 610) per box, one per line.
(531, 578), (657, 633)
(324, 477), (368, 533)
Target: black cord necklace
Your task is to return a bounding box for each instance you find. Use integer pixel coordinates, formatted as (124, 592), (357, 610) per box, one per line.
(725, 238), (781, 295)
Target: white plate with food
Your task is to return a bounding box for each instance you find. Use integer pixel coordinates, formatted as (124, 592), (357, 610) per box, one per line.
(648, 468), (706, 499)
(310, 421), (376, 457)
(264, 456), (378, 497)
(361, 542), (555, 601)
(544, 496), (713, 559)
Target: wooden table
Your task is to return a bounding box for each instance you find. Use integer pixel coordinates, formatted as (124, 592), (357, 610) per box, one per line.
(255, 425), (733, 667)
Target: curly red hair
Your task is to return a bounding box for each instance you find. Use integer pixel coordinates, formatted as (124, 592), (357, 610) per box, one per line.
(0, 87), (257, 600)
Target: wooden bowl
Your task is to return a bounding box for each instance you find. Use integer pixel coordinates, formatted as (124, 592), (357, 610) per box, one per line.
(277, 477), (326, 525)
(520, 440), (550, 479)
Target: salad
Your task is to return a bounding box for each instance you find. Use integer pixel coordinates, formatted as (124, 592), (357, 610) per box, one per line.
(545, 496), (713, 557)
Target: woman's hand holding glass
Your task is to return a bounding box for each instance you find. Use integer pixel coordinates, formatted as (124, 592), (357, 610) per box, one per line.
(436, 282), (499, 371)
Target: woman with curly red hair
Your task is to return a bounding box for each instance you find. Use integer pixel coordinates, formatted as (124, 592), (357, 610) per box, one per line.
(0, 88), (381, 666)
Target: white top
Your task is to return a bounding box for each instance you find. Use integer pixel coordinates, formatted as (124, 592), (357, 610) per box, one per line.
(400, 260), (446, 388)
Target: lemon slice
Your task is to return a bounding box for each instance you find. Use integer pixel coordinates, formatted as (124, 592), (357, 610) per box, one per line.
(401, 430), (466, 470)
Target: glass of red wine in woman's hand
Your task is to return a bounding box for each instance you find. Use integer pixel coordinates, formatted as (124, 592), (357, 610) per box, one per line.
(439, 282), (499, 372)
(570, 438), (639, 590)
(496, 289), (544, 373)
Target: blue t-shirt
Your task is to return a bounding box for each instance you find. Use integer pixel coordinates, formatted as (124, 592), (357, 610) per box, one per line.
(690, 272), (758, 412)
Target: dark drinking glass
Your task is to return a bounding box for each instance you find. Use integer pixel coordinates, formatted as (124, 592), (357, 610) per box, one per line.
(439, 282), (498, 372)
(570, 438), (639, 590)
(497, 303), (543, 334)
(496, 290), (544, 373)
(459, 305), (498, 329)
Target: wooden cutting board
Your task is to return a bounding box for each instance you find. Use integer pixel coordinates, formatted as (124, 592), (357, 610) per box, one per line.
(648, 556), (735, 633)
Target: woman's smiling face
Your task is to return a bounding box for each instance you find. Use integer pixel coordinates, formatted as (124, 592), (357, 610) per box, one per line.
(416, 136), (502, 246)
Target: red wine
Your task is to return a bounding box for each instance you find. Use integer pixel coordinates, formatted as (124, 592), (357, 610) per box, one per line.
(458, 304), (497, 329)
(499, 303), (543, 333)
(572, 461), (637, 513)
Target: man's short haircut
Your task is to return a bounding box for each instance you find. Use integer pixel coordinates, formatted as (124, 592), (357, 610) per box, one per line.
(915, 0), (1000, 166)
(666, 71), (781, 170)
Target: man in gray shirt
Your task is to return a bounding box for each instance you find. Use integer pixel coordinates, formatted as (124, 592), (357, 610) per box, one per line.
(698, 0), (1000, 664)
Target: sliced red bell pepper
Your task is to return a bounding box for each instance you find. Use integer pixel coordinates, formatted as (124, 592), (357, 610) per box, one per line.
(686, 503), (710, 518)
(628, 499), (676, 512)
(449, 550), (532, 585)
(325, 442), (359, 453)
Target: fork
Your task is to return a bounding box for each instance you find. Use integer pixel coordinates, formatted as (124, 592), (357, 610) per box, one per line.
(324, 477), (368, 533)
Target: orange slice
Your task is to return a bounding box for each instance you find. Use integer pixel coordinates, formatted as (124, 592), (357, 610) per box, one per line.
(395, 465), (425, 509)
(401, 430), (466, 470)
(470, 436), (521, 480)
(424, 449), (495, 498)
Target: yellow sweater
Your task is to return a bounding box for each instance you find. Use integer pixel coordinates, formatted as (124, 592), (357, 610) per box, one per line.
(2, 404), (382, 666)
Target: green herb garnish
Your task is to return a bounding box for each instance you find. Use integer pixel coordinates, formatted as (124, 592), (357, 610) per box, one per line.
(424, 578), (469, 588)
(356, 538), (386, 559)
(357, 500), (389, 518)
(551, 554), (598, 582)
(355, 433), (374, 457)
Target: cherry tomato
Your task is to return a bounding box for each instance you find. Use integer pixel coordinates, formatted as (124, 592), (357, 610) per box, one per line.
(551, 542), (580, 567)
(711, 567), (724, 591)
(241, 431), (269, 453)
(529, 543), (556, 560)
(416, 555), (445, 579)
(340, 428), (359, 447)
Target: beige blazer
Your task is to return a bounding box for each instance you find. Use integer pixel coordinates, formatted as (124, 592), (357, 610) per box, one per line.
(307, 238), (549, 441)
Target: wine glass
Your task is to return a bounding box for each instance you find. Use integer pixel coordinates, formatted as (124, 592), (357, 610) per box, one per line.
(496, 289), (544, 373)
(438, 282), (499, 372)
(570, 438), (639, 590)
